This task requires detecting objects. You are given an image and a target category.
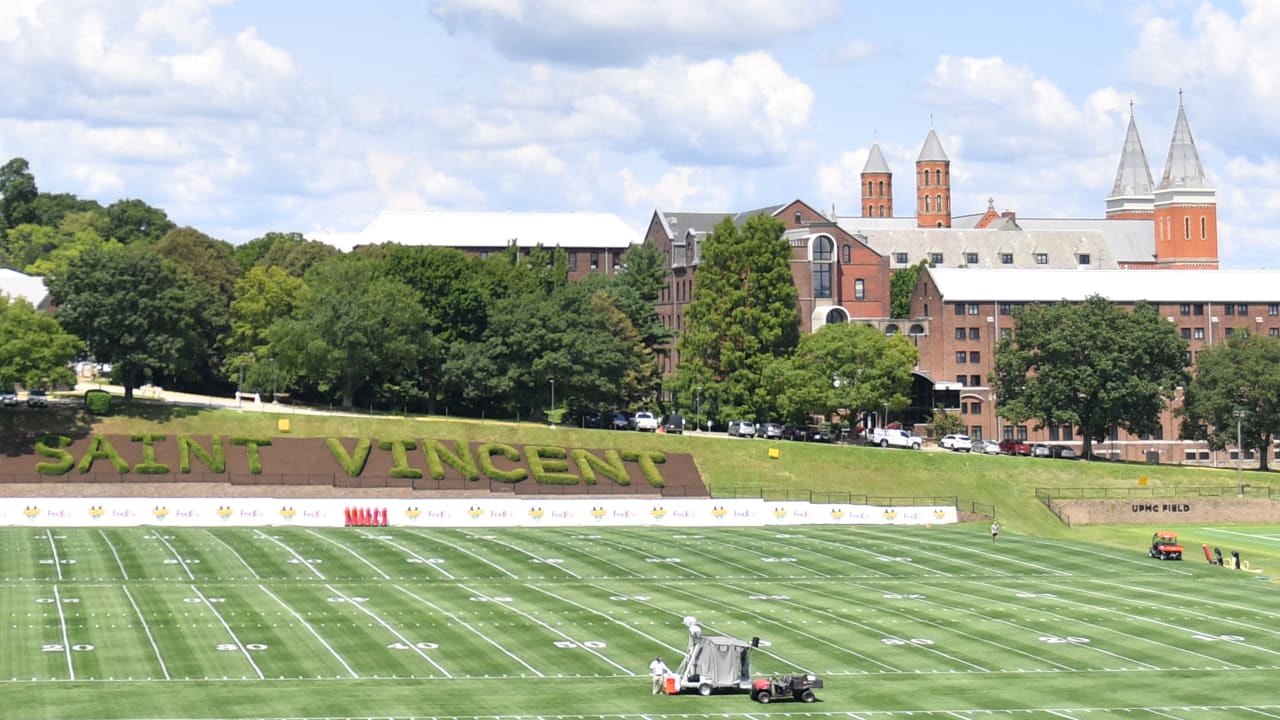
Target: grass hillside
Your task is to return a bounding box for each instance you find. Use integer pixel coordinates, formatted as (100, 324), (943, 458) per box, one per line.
(32, 404), (1271, 556)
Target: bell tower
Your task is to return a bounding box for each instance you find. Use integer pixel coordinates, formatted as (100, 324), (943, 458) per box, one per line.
(861, 142), (893, 218)
(916, 128), (951, 228)
(1153, 95), (1217, 268)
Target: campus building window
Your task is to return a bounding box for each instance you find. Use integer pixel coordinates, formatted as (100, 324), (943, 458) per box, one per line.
(1180, 328), (1191, 339)
(965, 252), (978, 265)
(1078, 253), (1090, 265)
(1034, 252), (1048, 264)
(590, 252), (599, 270)
(567, 252), (577, 271)
(968, 303), (980, 315)
(970, 374), (981, 387)
(1179, 303), (1190, 315)
(931, 252), (944, 264)
(812, 236), (833, 299)
(956, 352), (967, 364)
(854, 278), (865, 300)
(841, 244), (851, 263)
(969, 351), (981, 363)
(955, 327), (966, 340)
(969, 327), (980, 340)
(894, 252), (908, 264)
(1001, 253), (1013, 265)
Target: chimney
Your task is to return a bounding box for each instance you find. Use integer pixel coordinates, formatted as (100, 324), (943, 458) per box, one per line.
(1001, 210), (1016, 220)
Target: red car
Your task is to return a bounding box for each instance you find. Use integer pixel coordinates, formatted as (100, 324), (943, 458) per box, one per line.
(998, 438), (1032, 456)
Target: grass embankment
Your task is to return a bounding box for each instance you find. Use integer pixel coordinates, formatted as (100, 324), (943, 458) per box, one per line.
(49, 405), (1280, 556)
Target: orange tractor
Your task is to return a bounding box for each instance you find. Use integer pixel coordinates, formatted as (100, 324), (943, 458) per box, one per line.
(1149, 531), (1184, 561)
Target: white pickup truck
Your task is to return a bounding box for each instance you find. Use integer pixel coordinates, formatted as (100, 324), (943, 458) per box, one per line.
(632, 411), (659, 432)
(871, 427), (923, 450)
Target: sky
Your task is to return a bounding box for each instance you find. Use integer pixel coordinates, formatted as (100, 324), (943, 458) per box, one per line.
(1, 1), (1277, 268)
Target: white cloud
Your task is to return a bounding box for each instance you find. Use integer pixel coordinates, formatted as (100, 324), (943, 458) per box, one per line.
(437, 52), (814, 165)
(432, 0), (838, 65)
(619, 166), (731, 211)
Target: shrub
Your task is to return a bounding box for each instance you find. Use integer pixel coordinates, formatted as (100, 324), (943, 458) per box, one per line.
(326, 438), (371, 476)
(621, 450), (667, 488)
(83, 389), (112, 415)
(35, 435), (74, 475)
(179, 435), (226, 473)
(379, 439), (423, 479)
(476, 443), (527, 483)
(527, 446), (577, 485)
(572, 449), (629, 485)
(229, 436), (271, 474)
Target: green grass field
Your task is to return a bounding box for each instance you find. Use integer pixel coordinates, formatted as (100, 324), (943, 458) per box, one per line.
(2, 523), (1278, 719)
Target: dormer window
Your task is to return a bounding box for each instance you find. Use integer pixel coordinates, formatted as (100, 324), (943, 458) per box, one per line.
(965, 252), (978, 265)
(1034, 252), (1048, 264)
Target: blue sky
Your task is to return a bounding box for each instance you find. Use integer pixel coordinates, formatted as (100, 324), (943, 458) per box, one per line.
(1, 1), (1276, 268)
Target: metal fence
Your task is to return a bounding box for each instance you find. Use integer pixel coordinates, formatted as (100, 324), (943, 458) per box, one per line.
(1035, 486), (1275, 501)
(712, 488), (994, 517)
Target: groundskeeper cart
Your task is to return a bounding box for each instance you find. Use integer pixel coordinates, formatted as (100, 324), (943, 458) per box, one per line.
(675, 630), (754, 696)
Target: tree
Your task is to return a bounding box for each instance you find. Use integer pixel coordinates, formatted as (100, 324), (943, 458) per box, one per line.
(268, 254), (429, 408)
(672, 214), (799, 421)
(992, 295), (1188, 459)
(930, 408), (966, 437)
(155, 227), (241, 303)
(890, 259), (929, 319)
(0, 296), (80, 391)
(761, 322), (917, 424)
(47, 246), (215, 400)
(1180, 332), (1280, 471)
(259, 233), (337, 276)
(223, 265), (308, 393)
(104, 199), (174, 245)
(0, 157), (38, 231)
(31, 192), (103, 228)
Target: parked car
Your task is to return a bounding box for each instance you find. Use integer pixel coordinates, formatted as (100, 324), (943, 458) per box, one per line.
(975, 439), (1002, 455)
(1029, 442), (1051, 458)
(607, 412), (630, 431)
(998, 438), (1032, 455)
(26, 389), (48, 408)
(756, 422), (784, 439)
(0, 390), (17, 407)
(870, 427), (923, 449)
(806, 425), (833, 443)
(727, 420), (756, 438)
(1048, 445), (1078, 460)
(632, 411), (659, 432)
(663, 414), (685, 434)
(781, 425), (809, 441)
(939, 434), (973, 452)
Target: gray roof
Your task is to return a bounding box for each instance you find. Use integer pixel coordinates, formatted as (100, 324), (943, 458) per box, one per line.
(1110, 113), (1155, 198)
(1011, 217), (1154, 262)
(658, 205), (785, 239)
(928, 267), (1280, 303)
(917, 128), (949, 162)
(851, 228), (1125, 269)
(1158, 102), (1208, 190)
(863, 143), (891, 174)
(837, 216), (919, 232)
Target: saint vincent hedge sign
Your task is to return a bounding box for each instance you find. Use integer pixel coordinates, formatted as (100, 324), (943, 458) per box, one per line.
(1, 435), (701, 491)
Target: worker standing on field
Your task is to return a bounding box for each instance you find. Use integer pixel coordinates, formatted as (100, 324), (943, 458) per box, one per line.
(649, 656), (670, 694)
(991, 520), (1000, 543)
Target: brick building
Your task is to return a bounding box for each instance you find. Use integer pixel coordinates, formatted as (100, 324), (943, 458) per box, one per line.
(909, 267), (1280, 465)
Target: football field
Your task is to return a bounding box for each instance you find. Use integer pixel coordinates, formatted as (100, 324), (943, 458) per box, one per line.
(0, 523), (1277, 719)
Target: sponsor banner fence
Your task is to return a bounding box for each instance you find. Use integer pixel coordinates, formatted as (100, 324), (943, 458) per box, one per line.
(1, 497), (957, 528)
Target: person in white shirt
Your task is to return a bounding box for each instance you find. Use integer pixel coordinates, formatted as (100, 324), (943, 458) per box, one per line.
(649, 656), (670, 694)
(991, 520), (1000, 543)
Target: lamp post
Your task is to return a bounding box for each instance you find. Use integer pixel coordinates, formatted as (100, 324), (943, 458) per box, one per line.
(695, 385), (702, 434)
(1234, 409), (1247, 496)
(270, 357), (277, 402)
(550, 378), (555, 412)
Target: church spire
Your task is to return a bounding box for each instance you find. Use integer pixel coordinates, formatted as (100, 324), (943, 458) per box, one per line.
(1158, 95), (1208, 190)
(1105, 102), (1155, 220)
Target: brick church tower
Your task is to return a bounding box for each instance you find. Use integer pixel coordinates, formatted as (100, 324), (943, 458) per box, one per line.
(1105, 103), (1155, 220)
(1152, 96), (1218, 268)
(916, 128), (951, 228)
(861, 142), (893, 218)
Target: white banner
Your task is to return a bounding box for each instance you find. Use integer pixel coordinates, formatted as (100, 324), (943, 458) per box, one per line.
(0, 497), (957, 528)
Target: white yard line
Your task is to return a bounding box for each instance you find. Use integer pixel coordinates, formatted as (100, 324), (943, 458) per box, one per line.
(323, 583), (451, 678)
(254, 530), (325, 580)
(1012, 534), (1192, 575)
(393, 583), (545, 677)
(620, 531), (772, 578)
(1092, 577), (1280, 628)
(929, 581), (1237, 669)
(1203, 527), (1280, 546)
(52, 584), (75, 680)
(458, 582), (634, 675)
(406, 529), (519, 579)
(98, 529), (129, 580)
(1046, 712), (1079, 720)
(523, 584), (684, 654)
(669, 581), (895, 672)
(45, 529), (63, 581)
(1243, 708), (1280, 718)
(459, 531), (583, 579)
(302, 529), (390, 580)
(1058, 584), (1280, 662)
(856, 526), (1066, 576)
(122, 584), (170, 680)
(1147, 710), (1189, 720)
(681, 532), (834, 578)
(807, 526), (983, 576)
(736, 527), (894, 576)
(359, 531), (454, 579)
(538, 530), (647, 577)
(257, 584), (357, 678)
(155, 534), (196, 581)
(907, 581), (1159, 670)
(189, 583), (264, 679)
(204, 530), (261, 580)
(554, 533), (707, 579)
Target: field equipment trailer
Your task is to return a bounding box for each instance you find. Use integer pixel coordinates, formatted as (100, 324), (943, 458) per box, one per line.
(675, 634), (754, 695)
(750, 673), (823, 703)
(1149, 531), (1184, 560)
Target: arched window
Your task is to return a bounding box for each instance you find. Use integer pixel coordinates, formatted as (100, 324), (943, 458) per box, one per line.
(841, 244), (851, 263)
(924, 195), (932, 212)
(934, 169), (942, 185)
(867, 180), (873, 195)
(812, 236), (834, 299)
(909, 323), (925, 335)
(936, 194), (943, 213)
(1184, 216), (1191, 239)
(795, 210), (803, 224)
(1200, 217), (1207, 239)
(884, 324), (899, 335)
(825, 308), (848, 324)
(878, 180), (885, 196)
(854, 278), (865, 300)
(878, 204), (885, 217)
